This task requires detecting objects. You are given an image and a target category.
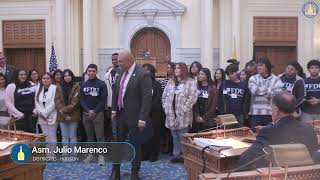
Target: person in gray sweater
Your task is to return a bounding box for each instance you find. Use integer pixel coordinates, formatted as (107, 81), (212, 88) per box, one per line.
(248, 58), (283, 131)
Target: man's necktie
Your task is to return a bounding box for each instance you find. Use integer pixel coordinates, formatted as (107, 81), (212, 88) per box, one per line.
(117, 71), (128, 110)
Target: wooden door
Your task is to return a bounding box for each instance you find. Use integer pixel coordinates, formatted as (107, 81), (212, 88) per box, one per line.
(2, 20), (46, 76)
(254, 46), (297, 74)
(253, 17), (298, 75)
(5, 48), (46, 75)
(131, 28), (170, 77)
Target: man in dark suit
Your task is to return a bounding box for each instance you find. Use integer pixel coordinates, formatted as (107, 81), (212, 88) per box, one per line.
(110, 50), (153, 180)
(239, 91), (319, 170)
(0, 52), (16, 83)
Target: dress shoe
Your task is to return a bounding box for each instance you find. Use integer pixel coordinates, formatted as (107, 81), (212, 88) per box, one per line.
(109, 168), (120, 180)
(131, 171), (140, 180)
(170, 157), (184, 163)
(98, 155), (105, 166)
(149, 155), (159, 162)
(83, 154), (94, 163)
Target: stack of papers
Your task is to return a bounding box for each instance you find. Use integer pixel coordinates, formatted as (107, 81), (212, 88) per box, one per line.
(193, 138), (250, 150)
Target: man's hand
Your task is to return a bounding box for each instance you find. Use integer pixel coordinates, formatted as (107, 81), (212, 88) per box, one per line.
(18, 114), (25, 120)
(32, 112), (38, 117)
(308, 97), (320, 105)
(40, 114), (47, 121)
(138, 120), (146, 131)
(39, 113), (44, 119)
(88, 110), (97, 120)
(111, 111), (117, 121)
(65, 116), (72, 121)
(196, 116), (203, 123)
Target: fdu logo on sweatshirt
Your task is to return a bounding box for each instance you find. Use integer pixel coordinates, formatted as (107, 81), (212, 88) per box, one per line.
(224, 87), (244, 98)
(83, 87), (100, 97)
(305, 83), (320, 91)
(17, 87), (36, 95)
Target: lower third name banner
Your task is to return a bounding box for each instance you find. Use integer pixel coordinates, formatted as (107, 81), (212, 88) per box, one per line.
(10, 142), (135, 164)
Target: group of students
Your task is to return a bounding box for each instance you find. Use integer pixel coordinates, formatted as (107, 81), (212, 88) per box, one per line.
(0, 64), (109, 165)
(2, 68), (81, 144)
(153, 58), (320, 163)
(0, 51), (319, 166)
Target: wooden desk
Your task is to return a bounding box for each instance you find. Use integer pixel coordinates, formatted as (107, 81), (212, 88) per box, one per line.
(306, 119), (320, 131)
(181, 127), (255, 180)
(0, 130), (45, 180)
(199, 164), (320, 180)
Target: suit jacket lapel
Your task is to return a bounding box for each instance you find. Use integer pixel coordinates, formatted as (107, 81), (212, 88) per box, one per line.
(5, 66), (9, 76)
(115, 71), (124, 92)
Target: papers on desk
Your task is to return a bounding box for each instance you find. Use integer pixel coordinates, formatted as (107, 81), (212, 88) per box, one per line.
(0, 141), (16, 150)
(193, 138), (250, 151)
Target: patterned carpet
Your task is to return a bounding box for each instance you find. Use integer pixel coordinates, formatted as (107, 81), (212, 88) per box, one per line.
(43, 155), (187, 180)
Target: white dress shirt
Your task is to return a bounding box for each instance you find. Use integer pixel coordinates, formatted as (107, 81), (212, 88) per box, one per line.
(119, 63), (136, 107)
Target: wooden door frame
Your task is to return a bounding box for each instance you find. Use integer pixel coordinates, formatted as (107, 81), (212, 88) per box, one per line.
(130, 27), (171, 56)
(130, 27), (171, 77)
(253, 16), (298, 46)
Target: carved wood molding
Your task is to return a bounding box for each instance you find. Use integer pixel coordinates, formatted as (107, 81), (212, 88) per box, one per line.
(3, 20), (45, 48)
(253, 17), (297, 46)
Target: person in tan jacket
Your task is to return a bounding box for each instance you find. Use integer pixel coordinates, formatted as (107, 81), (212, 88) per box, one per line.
(162, 62), (198, 163)
(55, 69), (80, 143)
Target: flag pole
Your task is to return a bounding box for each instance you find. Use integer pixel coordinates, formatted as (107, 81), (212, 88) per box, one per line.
(252, 36), (256, 61)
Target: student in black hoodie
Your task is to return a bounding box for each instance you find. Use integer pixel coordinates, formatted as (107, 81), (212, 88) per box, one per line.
(278, 61), (305, 113)
(80, 64), (108, 166)
(218, 64), (250, 127)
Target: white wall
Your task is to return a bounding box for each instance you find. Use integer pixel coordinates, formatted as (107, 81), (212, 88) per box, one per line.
(99, 0), (203, 49)
(99, 0), (120, 49)
(213, 0), (220, 49)
(240, 0), (316, 72)
(177, 0), (201, 48)
(2, 0), (317, 75)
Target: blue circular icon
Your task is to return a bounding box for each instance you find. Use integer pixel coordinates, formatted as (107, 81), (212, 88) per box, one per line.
(10, 143), (31, 164)
(303, 2), (319, 18)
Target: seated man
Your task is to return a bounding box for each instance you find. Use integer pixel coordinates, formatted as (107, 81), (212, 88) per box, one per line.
(239, 91), (319, 170)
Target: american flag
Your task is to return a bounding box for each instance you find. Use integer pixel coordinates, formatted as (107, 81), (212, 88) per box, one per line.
(49, 44), (58, 73)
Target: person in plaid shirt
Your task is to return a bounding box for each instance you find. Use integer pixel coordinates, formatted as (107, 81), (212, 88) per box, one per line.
(162, 62), (198, 163)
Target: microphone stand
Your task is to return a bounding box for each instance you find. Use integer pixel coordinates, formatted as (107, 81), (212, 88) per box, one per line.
(201, 145), (211, 173)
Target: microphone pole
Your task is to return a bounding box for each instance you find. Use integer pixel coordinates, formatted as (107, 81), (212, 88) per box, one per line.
(201, 145), (211, 173)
